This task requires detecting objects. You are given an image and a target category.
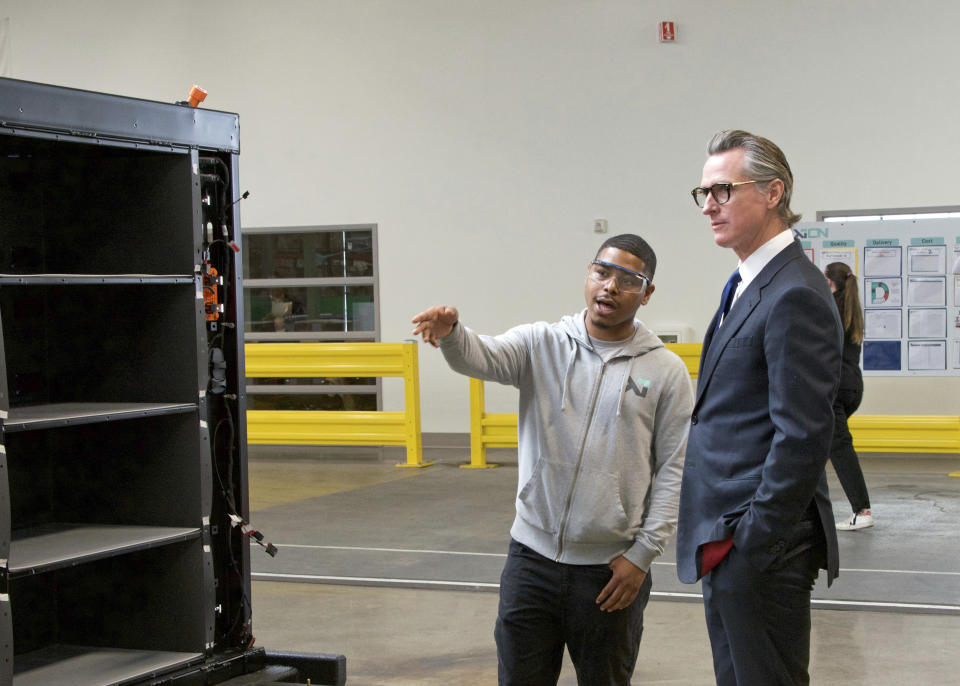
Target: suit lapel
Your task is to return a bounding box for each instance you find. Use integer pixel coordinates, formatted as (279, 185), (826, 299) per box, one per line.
(700, 310), (721, 365)
(695, 290), (760, 406)
(695, 241), (805, 408)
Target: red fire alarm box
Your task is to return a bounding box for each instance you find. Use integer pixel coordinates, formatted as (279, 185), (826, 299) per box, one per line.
(659, 21), (676, 42)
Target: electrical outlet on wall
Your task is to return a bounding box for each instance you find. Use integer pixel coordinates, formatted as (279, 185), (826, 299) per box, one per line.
(594, 219), (608, 234)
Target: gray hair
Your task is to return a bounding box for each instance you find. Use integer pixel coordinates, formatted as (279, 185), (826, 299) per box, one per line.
(707, 130), (801, 227)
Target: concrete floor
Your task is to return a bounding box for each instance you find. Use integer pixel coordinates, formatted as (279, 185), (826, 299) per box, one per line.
(246, 445), (960, 685)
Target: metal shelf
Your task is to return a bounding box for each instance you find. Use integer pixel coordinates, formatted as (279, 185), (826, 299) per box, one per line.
(2, 402), (198, 432)
(0, 76), (240, 153)
(13, 644), (202, 686)
(0, 75), (252, 685)
(9, 523), (201, 577)
(0, 274), (195, 285)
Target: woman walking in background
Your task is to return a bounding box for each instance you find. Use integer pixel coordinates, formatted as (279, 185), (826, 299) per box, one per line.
(825, 262), (874, 530)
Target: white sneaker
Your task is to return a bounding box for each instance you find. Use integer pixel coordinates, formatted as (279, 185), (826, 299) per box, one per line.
(836, 510), (874, 531)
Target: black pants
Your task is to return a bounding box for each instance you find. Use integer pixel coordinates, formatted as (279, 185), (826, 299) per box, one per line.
(495, 539), (652, 686)
(701, 520), (825, 686)
(829, 387), (871, 512)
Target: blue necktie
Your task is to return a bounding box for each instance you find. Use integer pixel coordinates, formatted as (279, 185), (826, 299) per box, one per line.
(716, 269), (742, 332)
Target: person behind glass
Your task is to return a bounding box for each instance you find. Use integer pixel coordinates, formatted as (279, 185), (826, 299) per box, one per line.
(265, 288), (293, 331)
(412, 235), (693, 686)
(824, 262), (873, 530)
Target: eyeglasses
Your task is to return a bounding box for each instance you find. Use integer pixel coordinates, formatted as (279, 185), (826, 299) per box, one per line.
(587, 259), (651, 293)
(690, 180), (759, 207)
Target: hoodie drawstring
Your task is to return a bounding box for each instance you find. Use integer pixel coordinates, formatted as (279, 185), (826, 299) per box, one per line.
(615, 357), (636, 417)
(560, 345), (577, 411)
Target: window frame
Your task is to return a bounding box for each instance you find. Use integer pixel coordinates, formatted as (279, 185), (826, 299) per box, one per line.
(241, 223), (381, 410)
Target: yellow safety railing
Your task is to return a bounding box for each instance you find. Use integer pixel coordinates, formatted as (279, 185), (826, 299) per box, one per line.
(847, 415), (960, 454)
(465, 342), (960, 468)
(464, 377), (512, 469)
(666, 343), (702, 379)
(245, 342), (431, 468)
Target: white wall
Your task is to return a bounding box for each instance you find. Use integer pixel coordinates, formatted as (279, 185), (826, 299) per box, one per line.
(4, 0), (958, 430)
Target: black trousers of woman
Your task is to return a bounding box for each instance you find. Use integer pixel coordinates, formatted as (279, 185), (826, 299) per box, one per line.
(830, 387), (871, 513)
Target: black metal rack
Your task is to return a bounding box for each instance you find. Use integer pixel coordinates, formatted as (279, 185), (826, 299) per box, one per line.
(0, 77), (335, 686)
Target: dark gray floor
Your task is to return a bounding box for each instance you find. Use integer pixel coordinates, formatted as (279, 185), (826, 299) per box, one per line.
(246, 446), (960, 684)
(249, 446), (960, 614)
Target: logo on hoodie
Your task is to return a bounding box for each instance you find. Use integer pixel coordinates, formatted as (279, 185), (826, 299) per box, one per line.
(626, 376), (650, 398)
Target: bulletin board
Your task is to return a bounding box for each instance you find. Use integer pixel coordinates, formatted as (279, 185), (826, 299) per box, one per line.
(795, 219), (960, 377)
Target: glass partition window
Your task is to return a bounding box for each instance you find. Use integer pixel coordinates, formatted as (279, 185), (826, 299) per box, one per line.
(246, 285), (375, 334)
(246, 393), (378, 412)
(241, 224), (380, 410)
(242, 225), (379, 341)
(245, 230), (374, 280)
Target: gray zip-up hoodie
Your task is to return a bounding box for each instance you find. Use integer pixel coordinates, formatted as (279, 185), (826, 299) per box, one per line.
(439, 310), (693, 571)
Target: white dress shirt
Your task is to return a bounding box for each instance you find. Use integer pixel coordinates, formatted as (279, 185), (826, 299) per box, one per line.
(730, 229), (796, 309)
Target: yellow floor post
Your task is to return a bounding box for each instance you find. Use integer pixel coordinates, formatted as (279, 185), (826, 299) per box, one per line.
(396, 342), (433, 468)
(950, 417), (959, 477)
(462, 378), (498, 469)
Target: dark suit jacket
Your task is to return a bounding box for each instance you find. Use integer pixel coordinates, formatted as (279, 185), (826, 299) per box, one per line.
(677, 239), (842, 585)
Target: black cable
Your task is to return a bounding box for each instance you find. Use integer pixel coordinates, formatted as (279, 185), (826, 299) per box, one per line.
(213, 405), (253, 647)
(199, 156), (230, 245)
(201, 159), (247, 647)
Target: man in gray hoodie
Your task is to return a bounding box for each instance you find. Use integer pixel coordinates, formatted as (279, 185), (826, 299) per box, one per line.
(412, 234), (693, 686)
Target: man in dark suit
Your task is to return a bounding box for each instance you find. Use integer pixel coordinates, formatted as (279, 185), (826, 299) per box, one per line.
(676, 130), (843, 686)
